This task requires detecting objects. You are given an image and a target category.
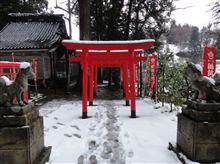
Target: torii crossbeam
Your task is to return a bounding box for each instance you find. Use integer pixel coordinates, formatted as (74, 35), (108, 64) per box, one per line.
(62, 39), (155, 118)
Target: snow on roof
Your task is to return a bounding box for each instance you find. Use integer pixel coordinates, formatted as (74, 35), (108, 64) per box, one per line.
(62, 39), (155, 45)
(0, 61), (31, 69)
(20, 62), (31, 69)
(9, 13), (64, 17)
(1, 76), (13, 86)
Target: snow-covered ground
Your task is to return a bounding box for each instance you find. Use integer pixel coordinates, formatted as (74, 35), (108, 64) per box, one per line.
(39, 97), (196, 164)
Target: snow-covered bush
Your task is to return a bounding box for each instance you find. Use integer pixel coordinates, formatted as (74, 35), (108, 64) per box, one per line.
(157, 52), (186, 111)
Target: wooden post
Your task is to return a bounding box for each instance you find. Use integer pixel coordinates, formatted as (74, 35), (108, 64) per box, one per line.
(89, 63), (94, 106)
(94, 65), (98, 96)
(130, 51), (136, 118)
(123, 63), (130, 106)
(82, 50), (88, 118)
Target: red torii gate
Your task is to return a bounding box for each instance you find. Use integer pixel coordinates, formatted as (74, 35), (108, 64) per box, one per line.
(62, 40), (155, 118)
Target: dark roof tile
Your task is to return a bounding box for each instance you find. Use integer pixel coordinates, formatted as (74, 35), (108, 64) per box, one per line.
(0, 14), (68, 50)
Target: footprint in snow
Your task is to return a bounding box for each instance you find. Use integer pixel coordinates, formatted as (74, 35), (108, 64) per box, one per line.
(89, 155), (98, 164)
(124, 132), (129, 138)
(52, 126), (58, 129)
(64, 134), (72, 138)
(57, 122), (65, 126)
(73, 133), (81, 138)
(54, 117), (58, 120)
(88, 140), (98, 151)
(77, 155), (84, 164)
(71, 125), (80, 131)
(128, 150), (134, 158)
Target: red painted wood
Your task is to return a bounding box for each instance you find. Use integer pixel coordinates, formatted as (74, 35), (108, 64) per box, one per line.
(0, 62), (20, 68)
(94, 65), (98, 95)
(123, 63), (130, 103)
(62, 41), (154, 51)
(89, 64), (94, 105)
(129, 52), (136, 114)
(82, 51), (88, 116)
(69, 55), (148, 63)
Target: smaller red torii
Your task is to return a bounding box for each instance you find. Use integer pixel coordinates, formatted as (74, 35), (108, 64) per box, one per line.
(62, 39), (155, 118)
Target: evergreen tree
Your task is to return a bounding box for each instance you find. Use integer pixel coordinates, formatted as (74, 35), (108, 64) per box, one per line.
(212, 0), (220, 23)
(0, 0), (48, 29)
(200, 25), (213, 47)
(167, 22), (193, 47)
(157, 52), (186, 110)
(189, 26), (201, 55)
(124, 0), (174, 40)
(89, 0), (174, 41)
(214, 30), (220, 59)
(91, 0), (124, 40)
(167, 20), (178, 44)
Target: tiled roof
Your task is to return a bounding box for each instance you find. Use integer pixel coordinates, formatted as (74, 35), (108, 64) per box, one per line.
(0, 13), (68, 50)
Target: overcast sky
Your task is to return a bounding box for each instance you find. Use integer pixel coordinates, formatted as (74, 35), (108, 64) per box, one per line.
(48, 0), (213, 40)
(171, 0), (212, 28)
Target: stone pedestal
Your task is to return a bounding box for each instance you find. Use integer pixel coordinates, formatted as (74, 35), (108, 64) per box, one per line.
(177, 101), (220, 163)
(0, 103), (51, 164)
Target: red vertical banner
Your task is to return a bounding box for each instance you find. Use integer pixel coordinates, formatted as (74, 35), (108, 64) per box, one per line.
(148, 55), (157, 96)
(33, 58), (38, 82)
(203, 47), (216, 77)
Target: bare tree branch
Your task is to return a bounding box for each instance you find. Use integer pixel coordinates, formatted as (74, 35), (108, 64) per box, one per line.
(54, 6), (69, 13)
(174, 5), (194, 11)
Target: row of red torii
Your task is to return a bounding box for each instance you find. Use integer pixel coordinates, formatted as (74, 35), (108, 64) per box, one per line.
(62, 39), (155, 118)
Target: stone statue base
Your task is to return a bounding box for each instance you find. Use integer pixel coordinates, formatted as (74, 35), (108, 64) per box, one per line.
(0, 103), (51, 164)
(177, 101), (220, 163)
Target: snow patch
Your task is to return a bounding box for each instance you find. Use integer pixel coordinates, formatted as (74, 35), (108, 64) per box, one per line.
(204, 76), (215, 85)
(195, 64), (202, 73)
(168, 44), (180, 54)
(1, 76), (13, 86)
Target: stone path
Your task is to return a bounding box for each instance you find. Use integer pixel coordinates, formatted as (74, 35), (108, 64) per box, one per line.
(77, 101), (128, 164)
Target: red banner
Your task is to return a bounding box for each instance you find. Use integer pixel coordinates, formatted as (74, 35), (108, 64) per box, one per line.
(33, 58), (38, 82)
(203, 47), (216, 77)
(148, 55), (157, 96)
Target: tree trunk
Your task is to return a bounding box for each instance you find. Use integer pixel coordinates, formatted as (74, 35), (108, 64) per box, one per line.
(68, 0), (72, 38)
(133, 5), (140, 39)
(125, 0), (133, 40)
(76, 0), (91, 91)
(79, 0), (91, 40)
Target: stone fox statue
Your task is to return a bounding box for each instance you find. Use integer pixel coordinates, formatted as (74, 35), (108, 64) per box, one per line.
(0, 63), (34, 106)
(185, 62), (220, 102)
